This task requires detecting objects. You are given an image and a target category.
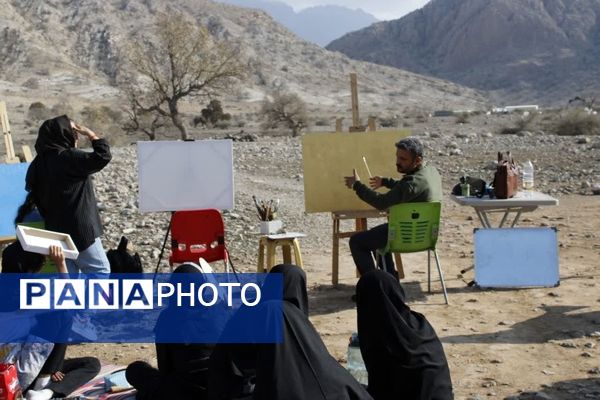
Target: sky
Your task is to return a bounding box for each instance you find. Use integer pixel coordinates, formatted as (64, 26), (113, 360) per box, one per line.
(277, 0), (430, 20)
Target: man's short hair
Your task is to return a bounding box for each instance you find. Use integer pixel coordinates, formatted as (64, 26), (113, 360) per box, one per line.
(395, 137), (424, 159)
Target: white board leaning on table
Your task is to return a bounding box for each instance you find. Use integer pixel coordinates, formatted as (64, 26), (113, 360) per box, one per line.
(137, 140), (234, 213)
(474, 227), (559, 288)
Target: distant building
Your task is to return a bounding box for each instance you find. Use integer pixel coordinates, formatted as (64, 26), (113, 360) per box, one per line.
(493, 105), (539, 113)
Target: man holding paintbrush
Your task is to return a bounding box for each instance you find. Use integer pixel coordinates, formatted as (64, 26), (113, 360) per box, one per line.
(344, 137), (442, 283)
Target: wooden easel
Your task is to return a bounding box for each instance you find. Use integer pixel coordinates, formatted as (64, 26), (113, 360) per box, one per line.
(1, 101), (20, 164)
(329, 75), (404, 285)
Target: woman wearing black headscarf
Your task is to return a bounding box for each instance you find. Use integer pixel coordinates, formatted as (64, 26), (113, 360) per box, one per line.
(126, 263), (216, 400)
(25, 115), (111, 275)
(356, 270), (453, 400)
(209, 264), (373, 400)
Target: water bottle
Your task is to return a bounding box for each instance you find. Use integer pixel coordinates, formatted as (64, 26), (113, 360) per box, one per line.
(522, 160), (534, 191)
(347, 332), (368, 385)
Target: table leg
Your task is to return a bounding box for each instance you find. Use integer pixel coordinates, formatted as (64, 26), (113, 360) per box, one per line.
(282, 243), (292, 264)
(292, 239), (303, 268)
(257, 239), (265, 273)
(510, 210), (523, 227)
(266, 242), (276, 272)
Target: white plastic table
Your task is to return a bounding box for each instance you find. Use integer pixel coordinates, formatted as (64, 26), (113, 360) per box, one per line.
(450, 191), (559, 228)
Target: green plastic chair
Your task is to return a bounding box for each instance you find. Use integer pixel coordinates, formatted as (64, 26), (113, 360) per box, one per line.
(378, 202), (449, 304)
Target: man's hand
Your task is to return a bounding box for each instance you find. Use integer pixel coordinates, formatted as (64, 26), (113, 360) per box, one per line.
(369, 176), (383, 189)
(48, 245), (68, 274)
(344, 169), (360, 188)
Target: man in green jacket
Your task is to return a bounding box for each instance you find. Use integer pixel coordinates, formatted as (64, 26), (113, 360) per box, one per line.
(344, 137), (442, 279)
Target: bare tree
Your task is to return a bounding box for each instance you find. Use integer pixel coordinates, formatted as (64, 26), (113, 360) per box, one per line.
(123, 13), (245, 140)
(261, 91), (308, 137)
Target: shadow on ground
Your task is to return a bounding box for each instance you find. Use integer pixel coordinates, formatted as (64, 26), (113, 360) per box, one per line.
(505, 377), (600, 399)
(442, 305), (600, 344)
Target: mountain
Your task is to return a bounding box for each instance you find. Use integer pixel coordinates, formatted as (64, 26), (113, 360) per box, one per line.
(0, 0), (486, 141)
(327, 0), (600, 105)
(219, 0), (378, 46)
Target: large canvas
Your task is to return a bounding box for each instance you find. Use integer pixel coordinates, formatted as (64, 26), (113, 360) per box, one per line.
(138, 140), (234, 212)
(302, 131), (409, 213)
(0, 162), (29, 240)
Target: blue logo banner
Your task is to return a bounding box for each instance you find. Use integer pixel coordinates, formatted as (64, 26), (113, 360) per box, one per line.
(0, 273), (283, 344)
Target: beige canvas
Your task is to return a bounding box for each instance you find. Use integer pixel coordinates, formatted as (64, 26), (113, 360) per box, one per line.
(302, 131), (409, 213)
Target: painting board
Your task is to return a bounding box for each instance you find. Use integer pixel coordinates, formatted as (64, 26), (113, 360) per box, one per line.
(302, 131), (409, 213)
(0, 162), (29, 241)
(138, 140), (234, 212)
(474, 227), (559, 288)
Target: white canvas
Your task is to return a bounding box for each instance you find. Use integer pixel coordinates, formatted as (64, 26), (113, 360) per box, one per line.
(137, 140), (234, 212)
(474, 227), (559, 288)
(16, 226), (79, 259)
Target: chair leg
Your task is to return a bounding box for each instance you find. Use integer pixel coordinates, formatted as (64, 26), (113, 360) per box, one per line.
(427, 249), (431, 293)
(433, 249), (449, 305)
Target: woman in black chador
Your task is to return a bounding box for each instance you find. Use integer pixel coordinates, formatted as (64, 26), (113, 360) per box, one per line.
(209, 264), (372, 400)
(356, 270), (453, 400)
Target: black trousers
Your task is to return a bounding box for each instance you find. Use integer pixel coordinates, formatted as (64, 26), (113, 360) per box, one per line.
(126, 361), (209, 400)
(349, 223), (396, 276)
(35, 344), (100, 397)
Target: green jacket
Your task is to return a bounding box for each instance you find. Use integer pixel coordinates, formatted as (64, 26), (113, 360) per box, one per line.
(352, 164), (442, 210)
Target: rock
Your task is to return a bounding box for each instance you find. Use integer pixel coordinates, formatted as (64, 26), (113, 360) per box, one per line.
(588, 367), (600, 374)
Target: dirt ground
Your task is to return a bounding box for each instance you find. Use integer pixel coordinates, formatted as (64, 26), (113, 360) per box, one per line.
(64, 193), (600, 399)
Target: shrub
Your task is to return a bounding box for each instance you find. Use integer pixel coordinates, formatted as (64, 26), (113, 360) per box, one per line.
(554, 111), (600, 136)
(455, 112), (469, 124)
(28, 102), (51, 121)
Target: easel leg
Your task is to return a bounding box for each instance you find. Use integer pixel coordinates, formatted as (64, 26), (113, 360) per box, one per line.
(332, 216), (340, 285)
(394, 253), (405, 279)
(154, 212), (174, 276)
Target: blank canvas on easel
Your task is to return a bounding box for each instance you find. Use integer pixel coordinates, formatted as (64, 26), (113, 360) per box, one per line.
(137, 140), (234, 212)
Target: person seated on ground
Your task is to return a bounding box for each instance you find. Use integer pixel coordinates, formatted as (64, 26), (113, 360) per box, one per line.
(1, 244), (101, 400)
(344, 137), (442, 279)
(356, 270), (453, 400)
(126, 263), (216, 400)
(209, 264), (373, 400)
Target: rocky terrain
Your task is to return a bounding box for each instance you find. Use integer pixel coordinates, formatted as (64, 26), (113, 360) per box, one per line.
(327, 0), (600, 105)
(49, 113), (600, 399)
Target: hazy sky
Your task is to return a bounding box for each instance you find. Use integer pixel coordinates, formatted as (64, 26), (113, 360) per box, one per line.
(278, 0), (430, 20)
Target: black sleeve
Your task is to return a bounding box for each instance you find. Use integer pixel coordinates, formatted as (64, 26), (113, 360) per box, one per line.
(65, 139), (112, 177)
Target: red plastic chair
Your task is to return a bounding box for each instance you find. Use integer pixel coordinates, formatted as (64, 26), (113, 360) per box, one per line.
(168, 209), (231, 272)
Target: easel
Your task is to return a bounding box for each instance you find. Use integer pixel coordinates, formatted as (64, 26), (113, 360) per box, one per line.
(1, 101), (19, 164)
(1, 101), (33, 163)
(329, 74), (403, 285)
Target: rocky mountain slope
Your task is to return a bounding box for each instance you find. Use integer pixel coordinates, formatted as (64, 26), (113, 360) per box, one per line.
(0, 0), (487, 145)
(219, 0), (378, 46)
(327, 0), (600, 105)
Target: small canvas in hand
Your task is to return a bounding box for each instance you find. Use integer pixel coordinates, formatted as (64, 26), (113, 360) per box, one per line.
(16, 226), (79, 259)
